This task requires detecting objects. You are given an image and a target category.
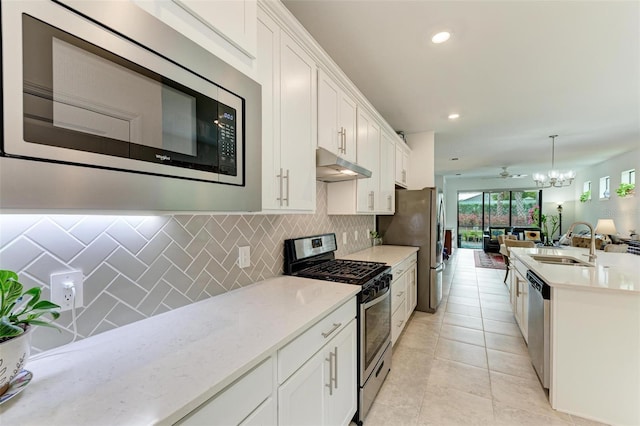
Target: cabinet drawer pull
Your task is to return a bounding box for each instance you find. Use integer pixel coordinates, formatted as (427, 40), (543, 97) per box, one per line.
(396, 269), (404, 275)
(321, 322), (342, 339)
(396, 291), (405, 297)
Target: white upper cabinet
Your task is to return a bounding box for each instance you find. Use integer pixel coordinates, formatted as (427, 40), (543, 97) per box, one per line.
(173, 0), (257, 58)
(377, 131), (396, 214)
(318, 69), (357, 162)
(258, 8), (316, 212)
(395, 142), (409, 187)
(132, 0), (258, 78)
(355, 110), (380, 213)
(328, 108), (391, 215)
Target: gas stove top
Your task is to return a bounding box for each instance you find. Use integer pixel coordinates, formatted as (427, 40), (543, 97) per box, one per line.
(294, 259), (389, 285)
(284, 233), (390, 286)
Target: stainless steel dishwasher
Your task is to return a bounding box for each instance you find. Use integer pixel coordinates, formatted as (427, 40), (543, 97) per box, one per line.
(527, 270), (550, 389)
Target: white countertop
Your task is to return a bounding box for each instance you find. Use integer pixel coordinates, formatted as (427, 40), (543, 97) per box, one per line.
(0, 276), (360, 425)
(340, 245), (419, 268)
(510, 247), (640, 293)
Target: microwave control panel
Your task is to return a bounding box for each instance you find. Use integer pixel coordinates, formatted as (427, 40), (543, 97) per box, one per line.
(217, 103), (237, 177)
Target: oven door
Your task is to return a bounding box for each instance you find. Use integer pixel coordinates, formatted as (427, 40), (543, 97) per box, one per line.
(360, 287), (391, 383)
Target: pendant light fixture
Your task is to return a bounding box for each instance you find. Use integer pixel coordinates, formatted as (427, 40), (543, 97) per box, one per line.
(532, 135), (575, 188)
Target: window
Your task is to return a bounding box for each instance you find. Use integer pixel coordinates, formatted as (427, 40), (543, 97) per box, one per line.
(456, 189), (541, 248)
(621, 169), (635, 185)
(599, 176), (610, 199)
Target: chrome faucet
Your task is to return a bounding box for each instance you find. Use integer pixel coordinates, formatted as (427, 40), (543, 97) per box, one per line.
(566, 221), (597, 262)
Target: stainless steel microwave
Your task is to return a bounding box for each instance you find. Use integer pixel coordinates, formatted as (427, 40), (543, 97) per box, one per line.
(0, 0), (262, 212)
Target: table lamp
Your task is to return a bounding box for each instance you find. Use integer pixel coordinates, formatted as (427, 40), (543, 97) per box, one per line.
(595, 219), (617, 243)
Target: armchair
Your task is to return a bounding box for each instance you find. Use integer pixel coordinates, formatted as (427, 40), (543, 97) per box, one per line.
(483, 227), (511, 252)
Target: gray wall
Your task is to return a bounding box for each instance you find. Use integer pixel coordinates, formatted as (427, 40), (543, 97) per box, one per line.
(0, 182), (374, 352)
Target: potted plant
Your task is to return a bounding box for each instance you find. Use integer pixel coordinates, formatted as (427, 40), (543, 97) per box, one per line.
(370, 230), (383, 246)
(579, 190), (591, 203)
(0, 270), (60, 396)
(616, 183), (635, 197)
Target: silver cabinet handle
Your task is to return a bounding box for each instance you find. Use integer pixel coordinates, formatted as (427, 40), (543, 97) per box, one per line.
(276, 168), (284, 206)
(402, 169), (406, 183)
(283, 169), (290, 206)
(333, 346), (338, 389)
(396, 291), (405, 297)
(369, 191), (374, 210)
(337, 128), (343, 153)
(341, 127), (346, 154)
(396, 269), (404, 275)
(321, 322), (342, 338)
(387, 195), (392, 211)
(325, 350), (335, 396)
(398, 319), (405, 327)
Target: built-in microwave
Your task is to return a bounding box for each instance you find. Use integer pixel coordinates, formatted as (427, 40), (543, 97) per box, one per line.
(0, 0), (262, 212)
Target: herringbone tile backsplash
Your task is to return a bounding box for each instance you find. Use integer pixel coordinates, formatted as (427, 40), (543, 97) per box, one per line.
(0, 183), (374, 351)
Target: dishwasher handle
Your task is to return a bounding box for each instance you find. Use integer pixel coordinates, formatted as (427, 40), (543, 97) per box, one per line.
(526, 270), (551, 300)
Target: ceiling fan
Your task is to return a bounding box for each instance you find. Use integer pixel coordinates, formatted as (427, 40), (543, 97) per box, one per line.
(495, 166), (527, 179)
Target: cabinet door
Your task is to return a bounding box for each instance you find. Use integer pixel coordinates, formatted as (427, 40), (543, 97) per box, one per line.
(279, 32), (317, 211)
(338, 93), (357, 163)
(356, 110), (380, 213)
(391, 298), (407, 346)
(395, 143), (408, 187)
(174, 0), (257, 59)
(318, 70), (340, 155)
(279, 320), (357, 426)
(326, 320), (357, 426)
(407, 264), (417, 315)
(257, 11), (281, 210)
(278, 348), (326, 426)
(377, 131), (395, 213)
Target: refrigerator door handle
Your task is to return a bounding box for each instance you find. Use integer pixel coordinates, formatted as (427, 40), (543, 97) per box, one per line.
(433, 263), (445, 273)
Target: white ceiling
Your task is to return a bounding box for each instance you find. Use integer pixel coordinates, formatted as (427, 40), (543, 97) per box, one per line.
(282, 0), (640, 181)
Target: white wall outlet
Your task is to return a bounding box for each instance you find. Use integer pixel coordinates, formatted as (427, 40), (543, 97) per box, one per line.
(342, 232), (347, 245)
(238, 246), (251, 268)
(355, 230), (358, 241)
(50, 271), (84, 312)
(366, 229), (370, 238)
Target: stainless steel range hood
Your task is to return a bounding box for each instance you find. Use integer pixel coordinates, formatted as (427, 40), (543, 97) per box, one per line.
(316, 147), (372, 182)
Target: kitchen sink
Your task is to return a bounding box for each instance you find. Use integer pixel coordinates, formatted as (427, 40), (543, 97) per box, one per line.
(531, 254), (594, 267)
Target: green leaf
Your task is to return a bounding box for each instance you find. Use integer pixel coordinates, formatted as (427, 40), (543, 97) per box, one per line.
(0, 317), (24, 339)
(31, 300), (60, 311)
(23, 319), (61, 331)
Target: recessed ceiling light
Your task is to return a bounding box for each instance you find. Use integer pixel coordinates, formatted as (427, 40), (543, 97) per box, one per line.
(432, 31), (451, 44)
(448, 113), (460, 120)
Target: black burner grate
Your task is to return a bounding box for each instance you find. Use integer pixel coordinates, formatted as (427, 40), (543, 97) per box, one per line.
(296, 259), (388, 285)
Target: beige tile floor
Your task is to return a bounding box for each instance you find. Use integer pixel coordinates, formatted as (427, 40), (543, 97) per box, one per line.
(363, 248), (607, 426)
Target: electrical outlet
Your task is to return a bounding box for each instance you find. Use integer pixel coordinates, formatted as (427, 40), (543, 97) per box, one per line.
(50, 271), (84, 312)
(355, 230), (358, 241)
(238, 246), (251, 268)
(342, 232), (347, 245)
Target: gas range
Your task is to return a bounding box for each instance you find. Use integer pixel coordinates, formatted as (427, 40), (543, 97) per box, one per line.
(284, 233), (393, 424)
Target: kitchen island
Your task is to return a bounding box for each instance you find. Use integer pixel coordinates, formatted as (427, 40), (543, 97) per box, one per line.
(510, 247), (640, 425)
(0, 276), (359, 425)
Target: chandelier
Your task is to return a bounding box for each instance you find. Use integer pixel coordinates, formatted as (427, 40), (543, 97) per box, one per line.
(532, 135), (575, 188)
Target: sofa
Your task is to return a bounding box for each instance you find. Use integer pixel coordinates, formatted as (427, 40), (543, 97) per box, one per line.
(483, 226), (542, 252)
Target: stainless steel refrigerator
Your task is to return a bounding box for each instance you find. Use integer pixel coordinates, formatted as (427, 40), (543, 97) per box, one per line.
(377, 188), (445, 313)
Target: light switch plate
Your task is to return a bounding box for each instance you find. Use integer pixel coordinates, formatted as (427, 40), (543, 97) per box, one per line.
(342, 232), (347, 245)
(238, 246), (251, 268)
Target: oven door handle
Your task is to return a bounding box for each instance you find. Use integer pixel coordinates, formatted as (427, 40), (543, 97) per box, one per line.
(363, 287), (390, 309)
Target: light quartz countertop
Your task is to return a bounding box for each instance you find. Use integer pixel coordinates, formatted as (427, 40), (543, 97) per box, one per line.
(510, 246), (640, 293)
(0, 276), (359, 425)
(340, 245), (419, 267)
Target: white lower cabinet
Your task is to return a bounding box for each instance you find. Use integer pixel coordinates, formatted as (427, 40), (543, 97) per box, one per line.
(390, 253), (418, 346)
(278, 319), (357, 426)
(510, 257), (529, 342)
(177, 357), (275, 425)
